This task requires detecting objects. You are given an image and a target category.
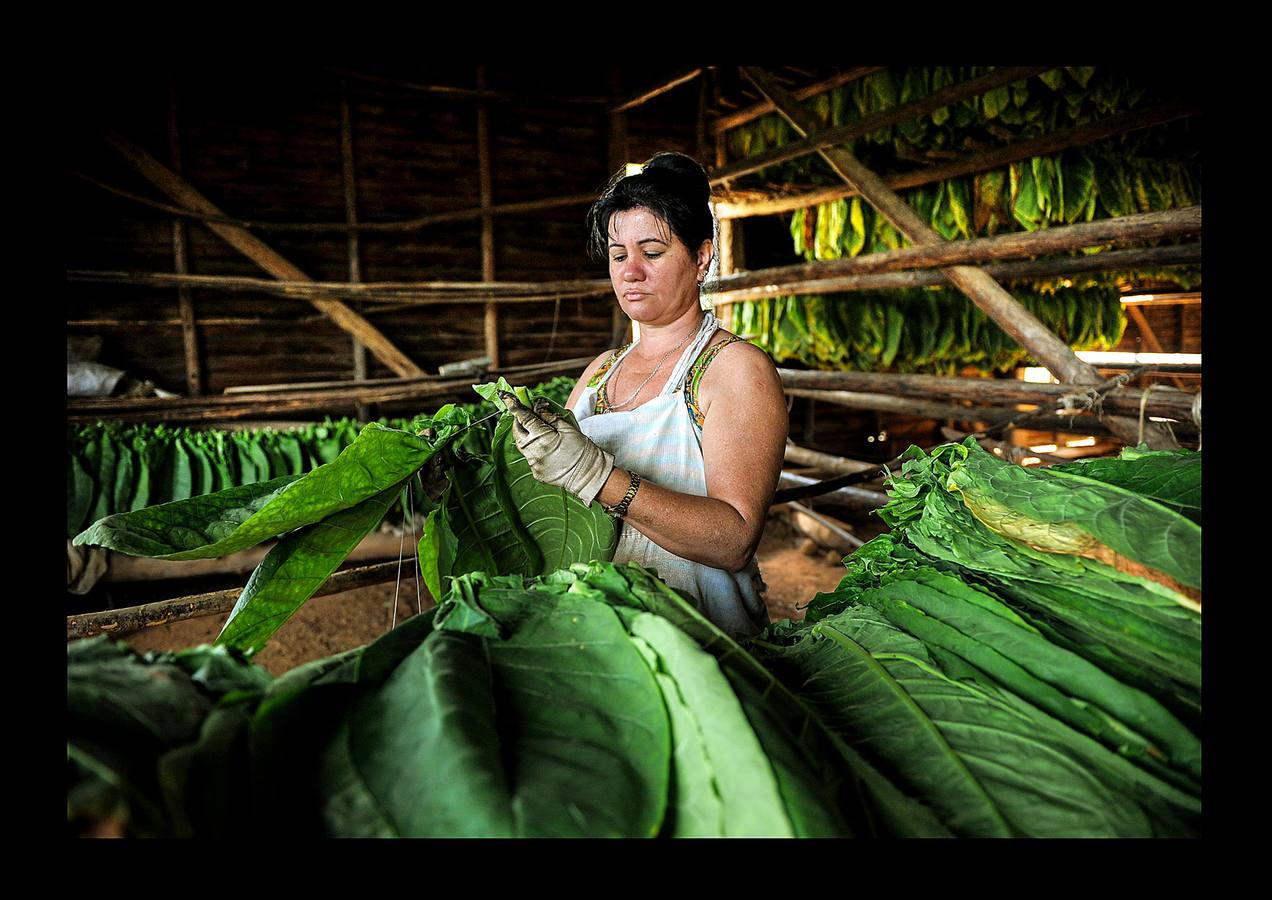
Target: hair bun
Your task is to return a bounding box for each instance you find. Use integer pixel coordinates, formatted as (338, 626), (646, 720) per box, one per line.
(641, 152), (710, 204)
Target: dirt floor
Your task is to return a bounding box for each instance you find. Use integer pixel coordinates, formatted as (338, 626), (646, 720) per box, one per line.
(111, 511), (874, 677)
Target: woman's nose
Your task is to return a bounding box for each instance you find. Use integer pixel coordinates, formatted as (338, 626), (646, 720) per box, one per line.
(620, 258), (645, 282)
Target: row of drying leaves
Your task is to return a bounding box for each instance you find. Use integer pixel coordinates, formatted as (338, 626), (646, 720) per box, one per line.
(73, 379), (617, 655)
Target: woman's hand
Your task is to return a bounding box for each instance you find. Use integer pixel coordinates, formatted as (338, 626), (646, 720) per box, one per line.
(499, 391), (615, 506)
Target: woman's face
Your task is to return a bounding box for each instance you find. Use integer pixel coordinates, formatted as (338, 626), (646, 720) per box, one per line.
(607, 207), (711, 328)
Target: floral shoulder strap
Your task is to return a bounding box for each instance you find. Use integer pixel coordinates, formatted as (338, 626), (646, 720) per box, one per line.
(683, 336), (748, 430)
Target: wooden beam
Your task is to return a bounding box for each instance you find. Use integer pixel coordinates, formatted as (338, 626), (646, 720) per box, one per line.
(711, 66), (884, 135)
(167, 77), (202, 397)
(709, 207), (1200, 296)
(72, 163), (598, 233)
(66, 356), (595, 423)
(340, 78), (371, 421)
(742, 67), (1178, 450)
(67, 269), (611, 302)
(714, 66), (1049, 185)
(714, 243), (1201, 304)
(327, 66), (608, 107)
(102, 129), (425, 378)
(610, 68), (702, 114)
(777, 369), (1196, 422)
(67, 559), (413, 640)
(784, 441), (878, 475)
(1126, 305), (1189, 391)
(478, 66), (500, 369)
(713, 98), (1199, 219)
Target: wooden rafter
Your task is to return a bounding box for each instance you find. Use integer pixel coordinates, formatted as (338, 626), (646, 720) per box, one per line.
(610, 68), (703, 114)
(741, 67), (1179, 449)
(103, 130), (425, 378)
(711, 66), (884, 135)
(713, 98), (1199, 219)
(712, 66), (1050, 185)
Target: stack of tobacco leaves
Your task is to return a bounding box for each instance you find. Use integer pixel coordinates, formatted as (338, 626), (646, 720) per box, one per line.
(750, 438), (1201, 836)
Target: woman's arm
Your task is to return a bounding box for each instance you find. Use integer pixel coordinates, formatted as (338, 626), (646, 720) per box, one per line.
(593, 341), (787, 572)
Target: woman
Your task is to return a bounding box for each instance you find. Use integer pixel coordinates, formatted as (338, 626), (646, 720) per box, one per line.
(500, 152), (788, 638)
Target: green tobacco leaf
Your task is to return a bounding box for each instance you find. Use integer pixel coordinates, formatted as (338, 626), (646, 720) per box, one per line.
(215, 479), (405, 653)
(74, 423), (436, 560)
(75, 474), (301, 558)
(68, 450), (94, 538)
(629, 612), (793, 837)
(112, 439), (135, 514)
(946, 438), (1201, 592)
(340, 578), (670, 837)
(574, 562), (940, 837)
(864, 569), (1201, 781)
(492, 408), (617, 572)
(168, 437), (194, 502)
(90, 432), (118, 523)
(1050, 449), (1201, 526)
(763, 609), (1013, 836)
(68, 640), (209, 749)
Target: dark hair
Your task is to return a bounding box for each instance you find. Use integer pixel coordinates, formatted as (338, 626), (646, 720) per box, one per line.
(585, 151), (715, 263)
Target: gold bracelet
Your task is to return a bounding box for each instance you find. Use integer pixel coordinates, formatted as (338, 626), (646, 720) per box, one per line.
(604, 470), (641, 518)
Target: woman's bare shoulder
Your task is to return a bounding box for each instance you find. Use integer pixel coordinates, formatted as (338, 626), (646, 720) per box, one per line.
(703, 331), (780, 381)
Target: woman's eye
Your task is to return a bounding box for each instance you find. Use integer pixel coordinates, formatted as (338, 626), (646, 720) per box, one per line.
(644, 252), (663, 259)
(610, 255), (626, 263)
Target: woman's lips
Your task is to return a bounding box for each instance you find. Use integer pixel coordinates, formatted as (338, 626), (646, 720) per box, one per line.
(623, 290), (647, 300)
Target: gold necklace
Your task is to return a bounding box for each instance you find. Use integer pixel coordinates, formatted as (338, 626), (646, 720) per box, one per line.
(608, 319), (702, 411)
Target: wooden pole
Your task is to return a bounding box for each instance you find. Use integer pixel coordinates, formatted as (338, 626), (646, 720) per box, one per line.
(709, 207), (1200, 294)
(711, 66), (884, 135)
(66, 239), (1197, 311)
(607, 66), (631, 347)
(610, 68), (702, 114)
(167, 77), (203, 397)
(102, 129), (425, 378)
(714, 243), (1201, 303)
(784, 441), (878, 475)
(776, 369), (1197, 421)
(67, 559), (414, 640)
(66, 356), (595, 424)
(340, 79), (372, 421)
(477, 66), (500, 370)
(67, 269), (610, 302)
(742, 67), (1178, 450)
(714, 67), (1049, 185)
(713, 99), (1199, 219)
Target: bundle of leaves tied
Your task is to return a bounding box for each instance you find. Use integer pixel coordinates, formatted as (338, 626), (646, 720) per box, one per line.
(748, 438), (1201, 836)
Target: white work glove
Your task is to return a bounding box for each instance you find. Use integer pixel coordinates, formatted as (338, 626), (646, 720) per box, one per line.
(498, 391), (615, 506)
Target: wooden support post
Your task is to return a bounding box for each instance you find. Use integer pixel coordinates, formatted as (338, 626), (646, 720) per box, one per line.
(741, 67), (1178, 450)
(713, 130), (735, 329)
(103, 129), (425, 378)
(477, 66), (500, 369)
(696, 69), (709, 164)
(340, 79), (372, 421)
(167, 77), (202, 397)
(607, 65), (631, 346)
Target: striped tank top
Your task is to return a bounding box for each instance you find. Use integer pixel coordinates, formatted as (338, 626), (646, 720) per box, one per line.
(572, 312), (769, 639)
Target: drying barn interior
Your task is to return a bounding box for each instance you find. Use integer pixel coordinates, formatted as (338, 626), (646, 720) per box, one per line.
(66, 64), (1203, 839)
